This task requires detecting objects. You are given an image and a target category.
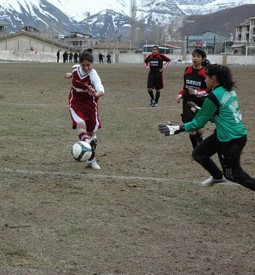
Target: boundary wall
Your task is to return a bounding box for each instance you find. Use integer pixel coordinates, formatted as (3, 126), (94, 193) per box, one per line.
(0, 50), (254, 65)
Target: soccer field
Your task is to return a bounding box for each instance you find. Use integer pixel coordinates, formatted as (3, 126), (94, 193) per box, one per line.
(1, 62), (255, 274)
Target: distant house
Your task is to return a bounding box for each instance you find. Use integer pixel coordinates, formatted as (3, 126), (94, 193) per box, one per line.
(0, 26), (99, 54)
(232, 17), (255, 55)
(0, 30), (70, 52)
(235, 17), (255, 44)
(60, 32), (98, 52)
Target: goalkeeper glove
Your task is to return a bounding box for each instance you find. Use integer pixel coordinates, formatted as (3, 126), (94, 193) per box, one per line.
(158, 123), (185, 136)
(187, 101), (201, 113)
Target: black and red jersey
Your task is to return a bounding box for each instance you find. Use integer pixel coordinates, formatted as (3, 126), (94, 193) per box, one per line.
(144, 54), (171, 74)
(178, 65), (210, 105)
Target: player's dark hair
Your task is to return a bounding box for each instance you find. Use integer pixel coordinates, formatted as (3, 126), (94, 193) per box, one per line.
(192, 49), (206, 59)
(201, 59), (210, 67)
(205, 64), (237, 91)
(152, 45), (159, 50)
(192, 48), (209, 66)
(79, 50), (93, 63)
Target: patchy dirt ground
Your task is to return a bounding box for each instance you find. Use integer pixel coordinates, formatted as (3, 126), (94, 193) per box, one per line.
(0, 62), (255, 274)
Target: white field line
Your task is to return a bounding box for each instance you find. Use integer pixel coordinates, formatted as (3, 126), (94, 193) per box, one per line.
(0, 167), (235, 186)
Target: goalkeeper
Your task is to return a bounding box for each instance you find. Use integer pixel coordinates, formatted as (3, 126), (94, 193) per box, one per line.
(159, 64), (255, 192)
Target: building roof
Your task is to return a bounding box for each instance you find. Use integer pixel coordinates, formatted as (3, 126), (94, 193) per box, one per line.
(231, 43), (245, 48)
(0, 31), (71, 50)
(70, 32), (92, 38)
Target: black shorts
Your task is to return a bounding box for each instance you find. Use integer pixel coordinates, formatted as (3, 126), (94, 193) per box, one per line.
(181, 101), (196, 123)
(147, 72), (163, 90)
(181, 97), (205, 123)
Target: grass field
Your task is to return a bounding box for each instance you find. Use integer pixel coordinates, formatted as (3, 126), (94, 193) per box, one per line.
(1, 62), (255, 274)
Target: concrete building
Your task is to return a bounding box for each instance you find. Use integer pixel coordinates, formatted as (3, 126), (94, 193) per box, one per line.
(185, 31), (228, 54)
(58, 32), (98, 52)
(233, 17), (255, 54)
(0, 27), (71, 53)
(0, 25), (98, 56)
(235, 17), (255, 44)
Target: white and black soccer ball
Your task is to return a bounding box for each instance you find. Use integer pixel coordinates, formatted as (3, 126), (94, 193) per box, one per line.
(71, 141), (92, 161)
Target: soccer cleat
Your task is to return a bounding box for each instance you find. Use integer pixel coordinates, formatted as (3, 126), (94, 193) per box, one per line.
(150, 99), (155, 106)
(201, 176), (226, 187)
(152, 102), (158, 107)
(86, 158), (101, 170)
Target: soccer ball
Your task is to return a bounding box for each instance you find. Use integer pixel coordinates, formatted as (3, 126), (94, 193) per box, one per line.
(71, 141), (92, 161)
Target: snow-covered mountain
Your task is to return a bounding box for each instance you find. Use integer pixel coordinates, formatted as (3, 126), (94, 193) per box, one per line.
(46, 0), (130, 21)
(47, 0), (255, 22)
(137, 0), (255, 24)
(0, 0), (254, 39)
(1, 0), (254, 23)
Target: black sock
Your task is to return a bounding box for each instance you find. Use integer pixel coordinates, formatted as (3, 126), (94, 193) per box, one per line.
(189, 134), (198, 149)
(148, 90), (154, 99)
(88, 138), (97, 161)
(155, 91), (160, 103)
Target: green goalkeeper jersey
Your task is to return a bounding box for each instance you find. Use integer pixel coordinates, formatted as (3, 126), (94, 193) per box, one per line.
(184, 85), (247, 142)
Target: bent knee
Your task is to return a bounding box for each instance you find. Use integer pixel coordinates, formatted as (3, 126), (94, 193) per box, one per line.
(192, 149), (199, 160)
(77, 121), (86, 130)
(192, 150), (207, 163)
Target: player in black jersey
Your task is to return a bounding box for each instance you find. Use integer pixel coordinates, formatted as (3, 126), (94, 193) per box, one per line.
(144, 45), (171, 107)
(176, 49), (210, 148)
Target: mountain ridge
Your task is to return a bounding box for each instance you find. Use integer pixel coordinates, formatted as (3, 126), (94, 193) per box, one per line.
(0, 0), (254, 43)
(179, 4), (255, 37)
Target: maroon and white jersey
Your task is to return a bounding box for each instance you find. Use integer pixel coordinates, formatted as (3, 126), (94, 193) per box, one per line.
(68, 65), (104, 132)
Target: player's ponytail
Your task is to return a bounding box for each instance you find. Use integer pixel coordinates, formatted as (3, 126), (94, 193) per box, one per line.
(205, 64), (237, 91)
(201, 59), (210, 67)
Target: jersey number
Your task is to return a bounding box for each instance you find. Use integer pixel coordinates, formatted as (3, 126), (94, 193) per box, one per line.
(229, 101), (242, 123)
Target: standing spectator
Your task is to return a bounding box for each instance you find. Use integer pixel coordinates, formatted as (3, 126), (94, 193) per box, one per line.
(175, 49), (210, 148)
(63, 51), (68, 63)
(69, 52), (73, 63)
(159, 64), (255, 191)
(107, 53), (111, 64)
(99, 53), (104, 63)
(56, 50), (60, 63)
(64, 51), (105, 170)
(144, 45), (171, 107)
(74, 52), (78, 63)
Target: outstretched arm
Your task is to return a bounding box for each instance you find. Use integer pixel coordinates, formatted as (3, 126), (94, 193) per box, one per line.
(158, 123), (185, 136)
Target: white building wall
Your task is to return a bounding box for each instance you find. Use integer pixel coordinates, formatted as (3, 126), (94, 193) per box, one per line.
(0, 50), (254, 65)
(118, 53), (255, 65)
(0, 34), (66, 53)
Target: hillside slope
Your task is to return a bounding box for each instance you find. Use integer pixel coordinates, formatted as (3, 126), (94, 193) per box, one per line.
(179, 4), (255, 37)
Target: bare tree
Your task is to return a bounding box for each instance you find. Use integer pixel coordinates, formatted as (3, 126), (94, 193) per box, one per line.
(130, 0), (137, 46)
(150, 19), (163, 45)
(135, 17), (146, 48)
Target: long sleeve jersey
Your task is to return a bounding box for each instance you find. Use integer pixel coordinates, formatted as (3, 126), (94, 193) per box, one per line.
(144, 53), (171, 74)
(178, 65), (210, 106)
(184, 85), (247, 142)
